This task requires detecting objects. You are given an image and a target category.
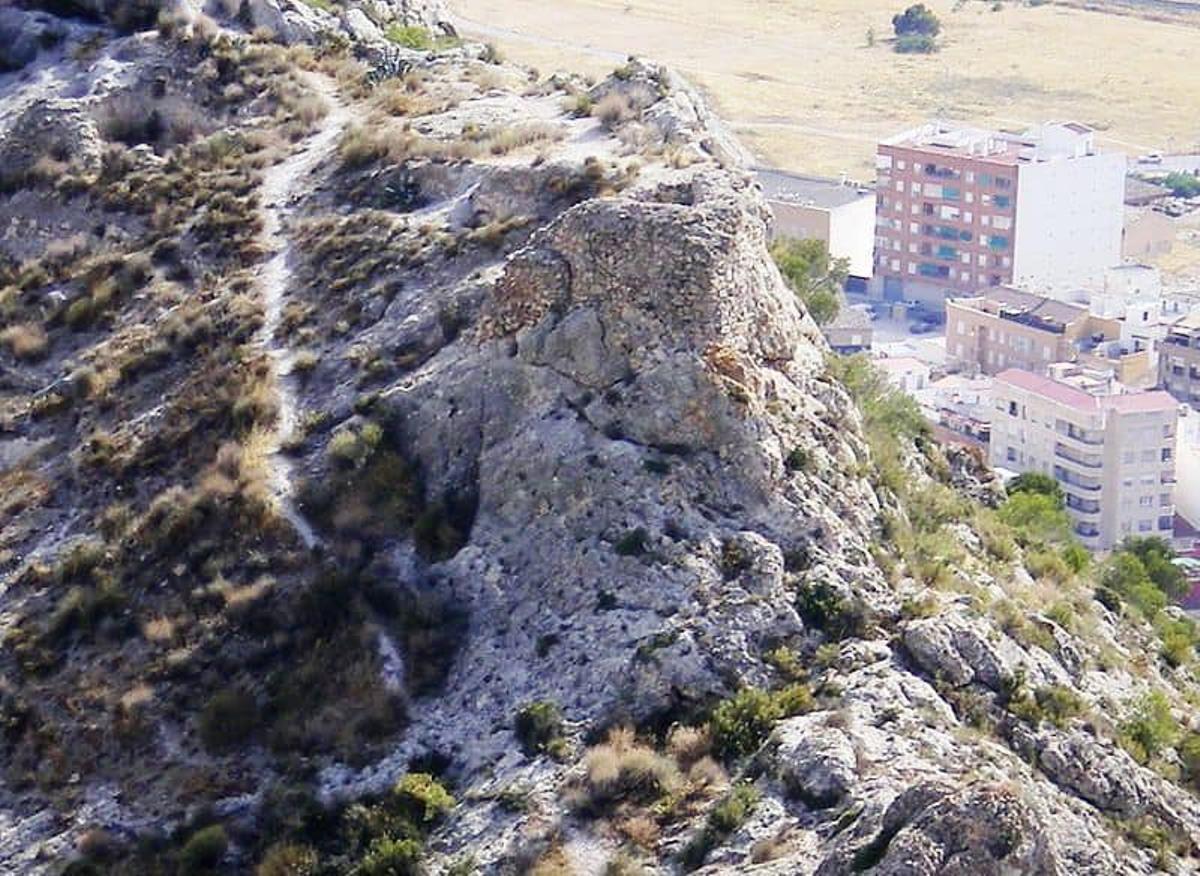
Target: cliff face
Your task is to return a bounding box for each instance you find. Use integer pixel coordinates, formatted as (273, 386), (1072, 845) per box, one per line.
(2, 4), (1200, 875)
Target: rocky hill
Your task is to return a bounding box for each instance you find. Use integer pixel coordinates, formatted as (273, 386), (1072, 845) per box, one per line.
(3, 2), (1200, 874)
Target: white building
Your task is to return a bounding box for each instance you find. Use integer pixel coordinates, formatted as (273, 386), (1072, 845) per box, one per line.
(757, 169), (876, 280)
(1010, 124), (1127, 296)
(874, 355), (931, 394)
(990, 364), (1179, 551)
(1177, 405), (1200, 528)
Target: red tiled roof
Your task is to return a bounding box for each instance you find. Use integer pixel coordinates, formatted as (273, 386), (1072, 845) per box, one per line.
(995, 369), (1178, 416)
(995, 369), (1098, 412)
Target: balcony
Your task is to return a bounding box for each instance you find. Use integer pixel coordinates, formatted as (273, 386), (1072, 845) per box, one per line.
(1055, 444), (1102, 470)
(1074, 522), (1101, 540)
(1055, 422), (1103, 447)
(1055, 466), (1101, 492)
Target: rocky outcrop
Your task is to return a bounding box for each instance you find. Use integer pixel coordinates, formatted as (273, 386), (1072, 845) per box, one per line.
(242, 0), (454, 45)
(0, 8), (68, 73)
(0, 98), (103, 184)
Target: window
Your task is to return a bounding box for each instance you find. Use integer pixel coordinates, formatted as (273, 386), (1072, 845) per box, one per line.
(1138, 519), (1153, 533)
(1162, 447), (1173, 461)
(996, 177), (1012, 189)
(897, 160), (907, 170)
(1008, 401), (1018, 416)
(988, 235), (1010, 250)
(1160, 516), (1174, 530)
(994, 195), (1011, 209)
(978, 173), (993, 187)
(1161, 493), (1172, 506)
(943, 187), (961, 201)
(1007, 446), (1017, 462)
(1123, 450), (1135, 464)
(1139, 495), (1153, 507)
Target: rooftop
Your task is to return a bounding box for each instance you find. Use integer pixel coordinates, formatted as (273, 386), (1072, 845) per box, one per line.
(881, 120), (1099, 165)
(874, 355), (929, 374)
(755, 168), (872, 209)
(996, 367), (1178, 415)
(950, 286), (1087, 332)
(1125, 176), (1173, 204)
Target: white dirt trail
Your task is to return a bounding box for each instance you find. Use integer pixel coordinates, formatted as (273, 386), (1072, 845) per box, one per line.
(255, 73), (352, 550)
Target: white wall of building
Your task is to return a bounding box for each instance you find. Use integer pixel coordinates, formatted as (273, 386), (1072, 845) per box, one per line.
(1011, 151), (1126, 293)
(1178, 405), (1200, 526)
(828, 194), (876, 279)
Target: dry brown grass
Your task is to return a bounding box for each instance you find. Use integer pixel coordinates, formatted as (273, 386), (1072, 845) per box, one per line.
(452, 0), (1200, 176)
(1, 323), (48, 361)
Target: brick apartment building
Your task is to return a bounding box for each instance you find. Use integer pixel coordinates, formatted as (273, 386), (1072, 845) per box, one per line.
(874, 121), (1125, 304)
(990, 365), (1178, 550)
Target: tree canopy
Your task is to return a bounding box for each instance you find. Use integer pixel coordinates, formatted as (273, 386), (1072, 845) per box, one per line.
(769, 237), (847, 326)
(892, 3), (941, 38)
(1007, 472), (1064, 508)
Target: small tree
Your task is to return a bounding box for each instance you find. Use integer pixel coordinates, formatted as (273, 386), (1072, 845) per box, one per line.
(893, 3), (941, 37)
(1006, 472), (1064, 507)
(769, 237), (848, 326)
(1163, 172), (1200, 198)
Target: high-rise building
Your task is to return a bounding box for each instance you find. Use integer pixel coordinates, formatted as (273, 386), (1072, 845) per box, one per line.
(990, 365), (1178, 550)
(874, 121), (1125, 304)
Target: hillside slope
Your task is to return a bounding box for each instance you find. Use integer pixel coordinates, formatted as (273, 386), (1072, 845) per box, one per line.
(2, 2), (1200, 874)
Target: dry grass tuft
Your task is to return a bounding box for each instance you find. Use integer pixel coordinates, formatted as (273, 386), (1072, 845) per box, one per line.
(1, 323), (48, 361)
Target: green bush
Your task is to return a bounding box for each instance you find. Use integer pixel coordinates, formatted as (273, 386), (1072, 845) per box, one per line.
(1119, 691), (1179, 764)
(357, 837), (422, 876)
(256, 843), (319, 876)
(1101, 552), (1167, 619)
(769, 237), (847, 326)
(1006, 472), (1063, 506)
(1164, 172), (1200, 198)
(680, 783), (759, 870)
(795, 580), (866, 640)
(709, 685), (812, 760)
(515, 700), (565, 757)
(394, 773), (454, 824)
(1157, 616), (1198, 668)
(179, 825), (229, 875)
(385, 25), (432, 49)
(894, 33), (938, 53)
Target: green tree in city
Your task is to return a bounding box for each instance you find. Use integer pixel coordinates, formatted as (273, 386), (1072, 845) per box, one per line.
(1163, 172), (1200, 198)
(1006, 472), (1064, 507)
(769, 237), (848, 326)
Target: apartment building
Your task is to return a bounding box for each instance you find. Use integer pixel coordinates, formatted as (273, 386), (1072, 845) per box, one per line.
(874, 121), (1125, 304)
(946, 286), (1150, 384)
(757, 169), (876, 281)
(1160, 312), (1200, 405)
(990, 365), (1178, 550)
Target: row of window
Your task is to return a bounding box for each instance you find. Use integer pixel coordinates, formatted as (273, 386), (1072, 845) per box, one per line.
(885, 156), (1013, 190)
(890, 180), (1013, 208)
(877, 197), (1013, 230)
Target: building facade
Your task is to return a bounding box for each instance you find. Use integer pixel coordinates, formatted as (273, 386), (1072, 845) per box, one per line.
(874, 121), (1125, 304)
(946, 286), (1135, 376)
(757, 169), (876, 280)
(1160, 313), (1200, 405)
(990, 366), (1178, 550)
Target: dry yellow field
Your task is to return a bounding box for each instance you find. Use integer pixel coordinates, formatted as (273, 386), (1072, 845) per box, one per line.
(449, 0), (1200, 179)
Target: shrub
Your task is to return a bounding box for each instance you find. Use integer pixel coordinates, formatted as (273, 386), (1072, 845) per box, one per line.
(770, 238), (846, 326)
(198, 687), (259, 751)
(386, 25), (432, 49)
(680, 783), (759, 870)
(394, 773), (454, 824)
(1119, 691), (1179, 764)
(1120, 537), (1187, 600)
(1006, 472), (1063, 506)
(708, 686), (811, 760)
(1101, 552), (1167, 619)
(579, 728), (681, 809)
(1157, 616), (1198, 668)
(358, 837), (422, 876)
(1180, 732), (1200, 789)
(515, 700), (566, 757)
(795, 580), (866, 640)
(1163, 172), (1200, 198)
(1, 323), (48, 361)
(179, 825), (229, 875)
(256, 844), (319, 876)
(894, 33), (937, 53)
(593, 93), (636, 127)
(614, 528), (650, 557)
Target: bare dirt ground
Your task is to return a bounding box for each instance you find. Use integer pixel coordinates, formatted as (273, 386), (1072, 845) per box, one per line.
(450, 0), (1200, 181)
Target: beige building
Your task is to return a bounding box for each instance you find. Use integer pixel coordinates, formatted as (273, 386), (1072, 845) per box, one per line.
(1160, 312), (1200, 405)
(1123, 208), (1175, 260)
(946, 286), (1150, 383)
(757, 169), (876, 280)
(991, 365), (1179, 550)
